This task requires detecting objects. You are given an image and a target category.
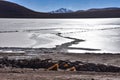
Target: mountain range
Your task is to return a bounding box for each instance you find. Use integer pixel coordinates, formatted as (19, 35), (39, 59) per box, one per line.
(0, 1), (120, 18)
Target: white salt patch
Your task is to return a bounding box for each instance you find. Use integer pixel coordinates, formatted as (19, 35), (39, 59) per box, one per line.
(0, 32), (35, 48)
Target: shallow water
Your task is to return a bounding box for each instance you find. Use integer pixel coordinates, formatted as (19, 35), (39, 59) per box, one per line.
(0, 18), (120, 53)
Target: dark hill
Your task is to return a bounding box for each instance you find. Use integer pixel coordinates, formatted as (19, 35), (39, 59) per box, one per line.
(0, 1), (49, 18)
(0, 1), (120, 18)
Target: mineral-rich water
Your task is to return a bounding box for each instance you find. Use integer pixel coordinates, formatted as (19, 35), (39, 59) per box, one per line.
(0, 18), (120, 53)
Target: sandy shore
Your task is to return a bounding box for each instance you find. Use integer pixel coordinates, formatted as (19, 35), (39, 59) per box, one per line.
(1, 52), (120, 66)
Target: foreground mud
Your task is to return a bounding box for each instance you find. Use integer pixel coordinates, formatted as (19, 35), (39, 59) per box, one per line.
(0, 68), (120, 80)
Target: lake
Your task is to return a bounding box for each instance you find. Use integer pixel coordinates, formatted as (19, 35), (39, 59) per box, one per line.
(0, 18), (120, 53)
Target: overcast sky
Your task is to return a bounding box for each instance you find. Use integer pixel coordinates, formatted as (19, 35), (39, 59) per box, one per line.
(6, 0), (120, 12)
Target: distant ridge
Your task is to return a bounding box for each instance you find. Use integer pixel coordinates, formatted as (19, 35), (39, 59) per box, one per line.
(0, 1), (120, 18)
(87, 7), (120, 11)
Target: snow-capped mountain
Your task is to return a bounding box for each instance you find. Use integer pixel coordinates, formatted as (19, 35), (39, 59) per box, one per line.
(50, 8), (73, 13)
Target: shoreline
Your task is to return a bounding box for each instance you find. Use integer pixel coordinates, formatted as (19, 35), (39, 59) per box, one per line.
(0, 51), (120, 66)
(0, 54), (120, 80)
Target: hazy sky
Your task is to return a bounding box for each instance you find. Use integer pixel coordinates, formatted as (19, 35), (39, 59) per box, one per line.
(6, 0), (120, 12)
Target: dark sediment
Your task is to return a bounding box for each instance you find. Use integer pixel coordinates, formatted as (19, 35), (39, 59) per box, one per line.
(56, 33), (101, 52)
(0, 57), (120, 72)
(68, 47), (101, 51)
